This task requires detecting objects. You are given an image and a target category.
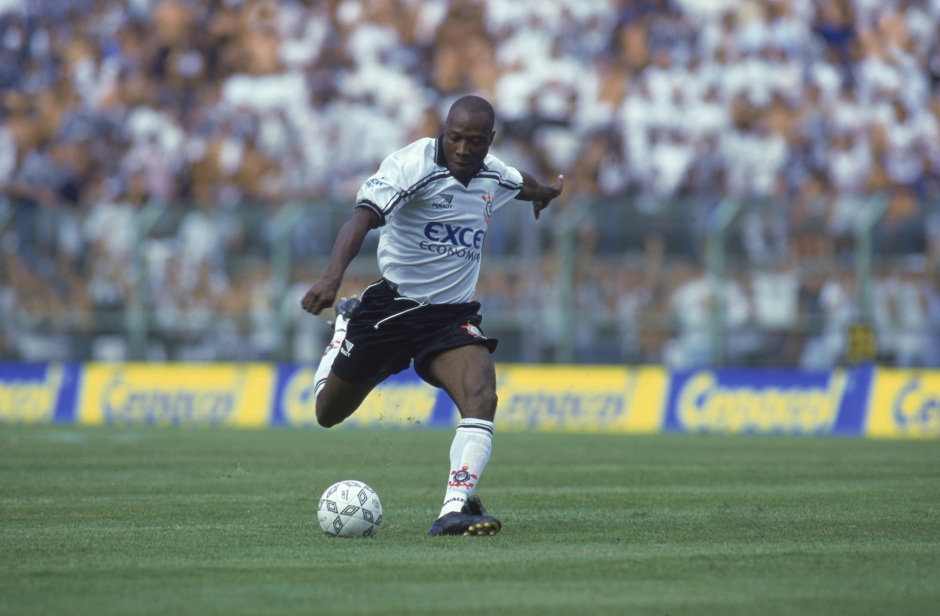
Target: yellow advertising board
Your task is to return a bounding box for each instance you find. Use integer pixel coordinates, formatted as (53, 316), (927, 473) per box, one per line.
(866, 369), (940, 438)
(494, 364), (666, 432)
(2, 361), (934, 437)
(77, 363), (274, 427)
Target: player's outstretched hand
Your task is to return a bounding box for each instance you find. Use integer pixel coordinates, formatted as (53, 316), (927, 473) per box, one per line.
(301, 278), (339, 316)
(533, 174), (564, 220)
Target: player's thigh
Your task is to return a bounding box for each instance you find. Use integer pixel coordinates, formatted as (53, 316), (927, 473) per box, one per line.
(427, 344), (497, 420)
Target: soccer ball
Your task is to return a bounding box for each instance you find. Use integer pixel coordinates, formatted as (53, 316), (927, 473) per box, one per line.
(317, 479), (383, 538)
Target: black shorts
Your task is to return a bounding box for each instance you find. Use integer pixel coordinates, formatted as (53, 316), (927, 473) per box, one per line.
(331, 278), (498, 388)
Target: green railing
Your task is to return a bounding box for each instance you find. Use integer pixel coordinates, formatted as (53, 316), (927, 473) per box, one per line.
(0, 196), (936, 367)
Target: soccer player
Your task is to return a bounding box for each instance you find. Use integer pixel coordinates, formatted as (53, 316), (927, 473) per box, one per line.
(301, 95), (563, 536)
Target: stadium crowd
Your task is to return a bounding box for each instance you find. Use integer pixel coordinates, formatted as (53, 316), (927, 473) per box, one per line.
(0, 0), (939, 366)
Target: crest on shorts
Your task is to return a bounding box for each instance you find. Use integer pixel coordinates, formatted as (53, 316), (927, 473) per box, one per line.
(461, 322), (486, 339)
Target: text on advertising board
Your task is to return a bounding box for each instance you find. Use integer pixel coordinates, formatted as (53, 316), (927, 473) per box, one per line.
(0, 364), (63, 423)
(675, 371), (846, 434)
(78, 364), (271, 426)
(867, 369), (940, 438)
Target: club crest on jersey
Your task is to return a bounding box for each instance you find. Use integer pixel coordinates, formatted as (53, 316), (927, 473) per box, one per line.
(461, 322), (486, 339)
(481, 189), (494, 223)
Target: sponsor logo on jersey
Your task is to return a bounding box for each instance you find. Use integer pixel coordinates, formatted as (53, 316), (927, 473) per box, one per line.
(419, 222), (486, 262)
(340, 339), (354, 358)
(423, 222), (486, 249)
(432, 193), (454, 209)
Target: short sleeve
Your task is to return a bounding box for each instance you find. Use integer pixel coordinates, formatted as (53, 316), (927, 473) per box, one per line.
(482, 154), (524, 210)
(355, 159), (407, 226)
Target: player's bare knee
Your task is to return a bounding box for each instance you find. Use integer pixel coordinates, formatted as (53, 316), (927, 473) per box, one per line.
(317, 408), (339, 428)
(315, 401), (343, 428)
(483, 388), (498, 414)
(463, 386), (497, 420)
(316, 413), (339, 428)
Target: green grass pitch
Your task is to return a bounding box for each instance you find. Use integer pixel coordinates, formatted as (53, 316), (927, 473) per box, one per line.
(2, 425), (938, 616)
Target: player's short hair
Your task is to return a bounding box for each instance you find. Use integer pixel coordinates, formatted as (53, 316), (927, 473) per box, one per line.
(447, 95), (495, 129)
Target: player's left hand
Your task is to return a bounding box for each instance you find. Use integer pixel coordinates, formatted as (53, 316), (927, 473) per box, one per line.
(533, 174), (564, 220)
(301, 277), (339, 315)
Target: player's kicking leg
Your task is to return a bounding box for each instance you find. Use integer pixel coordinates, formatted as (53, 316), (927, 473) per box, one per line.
(313, 297), (373, 428)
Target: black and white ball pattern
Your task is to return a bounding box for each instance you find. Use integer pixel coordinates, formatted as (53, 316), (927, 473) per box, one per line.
(317, 479), (383, 538)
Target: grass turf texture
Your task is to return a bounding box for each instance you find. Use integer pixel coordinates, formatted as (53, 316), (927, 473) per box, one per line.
(1, 426), (937, 616)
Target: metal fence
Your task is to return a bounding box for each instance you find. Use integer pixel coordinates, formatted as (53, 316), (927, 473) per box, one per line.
(1, 195), (937, 367)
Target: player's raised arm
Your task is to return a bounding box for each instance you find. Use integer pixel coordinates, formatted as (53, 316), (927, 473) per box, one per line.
(301, 206), (379, 315)
(515, 172), (564, 219)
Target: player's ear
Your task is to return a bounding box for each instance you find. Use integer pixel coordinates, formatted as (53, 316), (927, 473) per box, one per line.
(488, 130), (495, 145)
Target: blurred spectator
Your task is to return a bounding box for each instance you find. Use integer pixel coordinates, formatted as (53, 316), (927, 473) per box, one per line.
(873, 258), (932, 367)
(1, 0), (936, 208)
(800, 267), (857, 369)
(0, 0), (938, 366)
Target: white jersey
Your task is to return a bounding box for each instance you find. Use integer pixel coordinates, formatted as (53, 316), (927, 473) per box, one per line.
(355, 137), (524, 304)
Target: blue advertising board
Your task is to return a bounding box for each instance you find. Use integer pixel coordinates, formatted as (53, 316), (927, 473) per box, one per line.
(0, 362), (80, 424)
(663, 365), (873, 436)
(1, 361), (935, 438)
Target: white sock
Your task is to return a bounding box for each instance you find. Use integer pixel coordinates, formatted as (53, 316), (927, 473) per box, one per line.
(314, 313), (349, 401)
(439, 418), (494, 517)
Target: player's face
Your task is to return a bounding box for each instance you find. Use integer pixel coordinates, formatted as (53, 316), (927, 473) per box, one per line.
(442, 110), (494, 183)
